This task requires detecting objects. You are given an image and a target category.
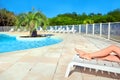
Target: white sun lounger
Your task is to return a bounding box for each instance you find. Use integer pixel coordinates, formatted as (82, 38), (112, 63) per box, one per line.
(65, 54), (120, 77)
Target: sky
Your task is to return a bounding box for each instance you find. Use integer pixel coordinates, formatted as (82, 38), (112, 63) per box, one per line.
(0, 0), (120, 18)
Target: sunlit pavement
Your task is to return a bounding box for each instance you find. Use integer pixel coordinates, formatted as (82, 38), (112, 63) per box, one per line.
(0, 32), (120, 80)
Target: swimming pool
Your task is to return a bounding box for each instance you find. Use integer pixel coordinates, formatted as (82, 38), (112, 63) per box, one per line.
(0, 34), (62, 53)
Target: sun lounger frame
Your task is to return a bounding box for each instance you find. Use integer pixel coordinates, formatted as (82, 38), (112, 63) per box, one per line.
(65, 54), (120, 77)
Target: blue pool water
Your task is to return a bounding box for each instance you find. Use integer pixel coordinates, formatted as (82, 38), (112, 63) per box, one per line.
(0, 34), (62, 53)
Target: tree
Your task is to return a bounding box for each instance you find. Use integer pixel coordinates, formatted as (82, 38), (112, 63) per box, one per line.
(49, 8), (120, 25)
(16, 10), (48, 37)
(0, 8), (16, 26)
(107, 9), (120, 21)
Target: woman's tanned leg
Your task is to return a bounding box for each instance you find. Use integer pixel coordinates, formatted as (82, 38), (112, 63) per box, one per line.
(97, 55), (120, 62)
(75, 45), (120, 62)
(89, 45), (120, 59)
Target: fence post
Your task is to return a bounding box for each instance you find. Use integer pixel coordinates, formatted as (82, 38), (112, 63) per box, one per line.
(66, 25), (68, 32)
(92, 24), (95, 35)
(100, 23), (102, 37)
(72, 25), (75, 29)
(108, 22), (111, 40)
(86, 24), (88, 35)
(55, 26), (57, 30)
(79, 25), (81, 34)
(60, 25), (62, 29)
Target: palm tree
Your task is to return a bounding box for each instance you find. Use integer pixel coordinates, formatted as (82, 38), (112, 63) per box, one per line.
(83, 19), (94, 24)
(16, 10), (48, 37)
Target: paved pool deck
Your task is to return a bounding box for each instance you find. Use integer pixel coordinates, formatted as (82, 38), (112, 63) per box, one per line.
(0, 31), (120, 80)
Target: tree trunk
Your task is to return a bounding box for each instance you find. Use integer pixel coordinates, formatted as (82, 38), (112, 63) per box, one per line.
(31, 29), (37, 37)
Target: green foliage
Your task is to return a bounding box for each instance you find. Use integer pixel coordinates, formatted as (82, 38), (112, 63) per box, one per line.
(49, 12), (82, 25)
(107, 9), (120, 21)
(0, 8), (120, 27)
(49, 8), (120, 25)
(83, 19), (94, 24)
(0, 8), (16, 26)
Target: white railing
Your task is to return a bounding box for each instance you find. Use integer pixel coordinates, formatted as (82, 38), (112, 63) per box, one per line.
(0, 22), (120, 42)
(48, 22), (120, 42)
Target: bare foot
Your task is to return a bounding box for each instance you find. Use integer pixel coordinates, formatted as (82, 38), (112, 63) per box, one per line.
(75, 48), (92, 60)
(74, 48), (86, 56)
(82, 54), (92, 60)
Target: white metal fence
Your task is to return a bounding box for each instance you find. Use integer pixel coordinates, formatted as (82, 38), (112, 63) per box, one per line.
(0, 22), (120, 42)
(0, 26), (12, 32)
(48, 22), (120, 42)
